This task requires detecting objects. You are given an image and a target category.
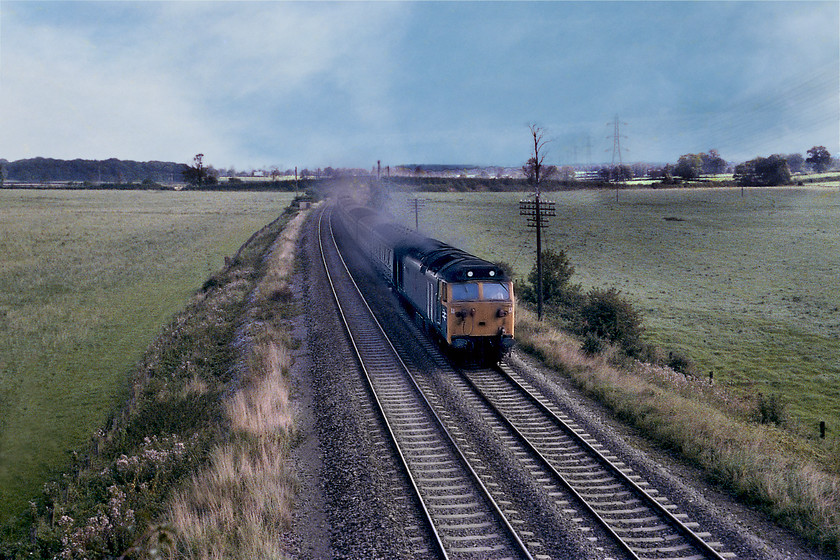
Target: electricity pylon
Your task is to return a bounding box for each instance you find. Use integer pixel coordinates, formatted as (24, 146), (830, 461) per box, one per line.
(606, 115), (629, 199)
(608, 115), (627, 167)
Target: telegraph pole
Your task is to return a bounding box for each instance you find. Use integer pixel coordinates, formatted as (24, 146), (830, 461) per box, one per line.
(410, 198), (426, 230)
(520, 194), (556, 321)
(520, 125), (556, 321)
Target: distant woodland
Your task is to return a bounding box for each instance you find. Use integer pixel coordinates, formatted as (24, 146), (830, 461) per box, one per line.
(0, 158), (186, 184)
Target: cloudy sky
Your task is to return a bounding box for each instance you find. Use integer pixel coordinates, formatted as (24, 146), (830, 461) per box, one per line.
(1, 1), (837, 170)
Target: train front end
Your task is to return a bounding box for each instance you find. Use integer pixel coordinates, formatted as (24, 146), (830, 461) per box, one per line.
(442, 268), (515, 362)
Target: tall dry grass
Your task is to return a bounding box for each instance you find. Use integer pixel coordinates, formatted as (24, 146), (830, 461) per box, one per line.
(162, 209), (309, 559)
(515, 306), (840, 555)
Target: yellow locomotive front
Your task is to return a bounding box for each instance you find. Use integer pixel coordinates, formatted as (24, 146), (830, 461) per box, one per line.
(443, 278), (515, 358)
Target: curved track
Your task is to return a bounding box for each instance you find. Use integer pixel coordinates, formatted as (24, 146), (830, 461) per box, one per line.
(458, 362), (734, 560)
(321, 201), (735, 560)
(318, 206), (533, 560)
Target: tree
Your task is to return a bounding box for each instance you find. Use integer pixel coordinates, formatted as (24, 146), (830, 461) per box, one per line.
(675, 154), (702, 179)
(559, 166), (576, 182)
(701, 150), (726, 174)
(182, 153), (210, 187)
(806, 146), (831, 173)
(519, 249), (581, 308)
(785, 153), (804, 174)
(597, 167), (612, 181)
(631, 163), (651, 178)
(613, 164), (632, 182)
(734, 154), (791, 186)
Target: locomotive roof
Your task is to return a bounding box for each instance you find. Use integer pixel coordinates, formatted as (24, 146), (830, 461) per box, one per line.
(395, 231), (508, 283)
(346, 201), (509, 283)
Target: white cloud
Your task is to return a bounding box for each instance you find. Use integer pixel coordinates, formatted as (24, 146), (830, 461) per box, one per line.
(0, 2), (408, 166)
(0, 10), (229, 162)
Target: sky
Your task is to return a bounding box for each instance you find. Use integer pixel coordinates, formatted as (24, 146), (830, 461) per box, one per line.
(1, 1), (838, 170)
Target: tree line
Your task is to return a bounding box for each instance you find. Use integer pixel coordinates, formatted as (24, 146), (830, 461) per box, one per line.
(664, 146), (834, 186)
(0, 157), (186, 184)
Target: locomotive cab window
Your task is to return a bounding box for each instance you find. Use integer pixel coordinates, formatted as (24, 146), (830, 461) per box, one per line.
(451, 283), (480, 301)
(481, 282), (511, 301)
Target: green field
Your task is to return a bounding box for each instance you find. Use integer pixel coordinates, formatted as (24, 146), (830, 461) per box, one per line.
(0, 189), (294, 521)
(385, 187), (840, 433)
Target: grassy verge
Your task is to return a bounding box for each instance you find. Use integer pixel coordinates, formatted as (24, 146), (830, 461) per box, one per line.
(162, 207), (307, 558)
(0, 190), (295, 521)
(515, 306), (840, 554)
(0, 199), (306, 558)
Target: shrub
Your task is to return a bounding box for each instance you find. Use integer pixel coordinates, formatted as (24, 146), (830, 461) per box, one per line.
(577, 287), (645, 357)
(518, 249), (582, 309)
(493, 261), (515, 281)
(667, 351), (697, 376)
(580, 332), (604, 356)
(755, 392), (787, 426)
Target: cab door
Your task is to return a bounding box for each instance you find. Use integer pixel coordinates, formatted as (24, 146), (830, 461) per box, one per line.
(427, 282), (434, 322)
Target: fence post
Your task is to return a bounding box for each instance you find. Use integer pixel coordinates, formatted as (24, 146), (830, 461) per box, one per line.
(820, 421), (826, 439)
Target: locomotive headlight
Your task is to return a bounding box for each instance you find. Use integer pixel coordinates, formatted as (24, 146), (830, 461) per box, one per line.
(467, 270), (474, 277)
(489, 270), (495, 277)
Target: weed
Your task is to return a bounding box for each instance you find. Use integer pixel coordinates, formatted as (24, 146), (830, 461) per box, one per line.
(756, 392), (788, 426)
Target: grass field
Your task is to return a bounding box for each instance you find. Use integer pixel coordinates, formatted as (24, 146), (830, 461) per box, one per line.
(385, 186), (840, 436)
(0, 189), (294, 522)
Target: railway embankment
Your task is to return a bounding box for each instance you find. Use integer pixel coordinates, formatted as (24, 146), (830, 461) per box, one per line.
(0, 203), (308, 558)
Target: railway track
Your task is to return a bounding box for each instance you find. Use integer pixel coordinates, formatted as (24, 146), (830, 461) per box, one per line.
(321, 203), (735, 560)
(456, 362), (736, 560)
(318, 207), (534, 559)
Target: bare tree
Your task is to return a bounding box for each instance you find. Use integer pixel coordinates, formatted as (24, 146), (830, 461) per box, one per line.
(522, 124), (549, 193)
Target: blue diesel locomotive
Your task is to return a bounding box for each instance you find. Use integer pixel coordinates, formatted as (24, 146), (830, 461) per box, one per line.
(338, 201), (515, 362)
